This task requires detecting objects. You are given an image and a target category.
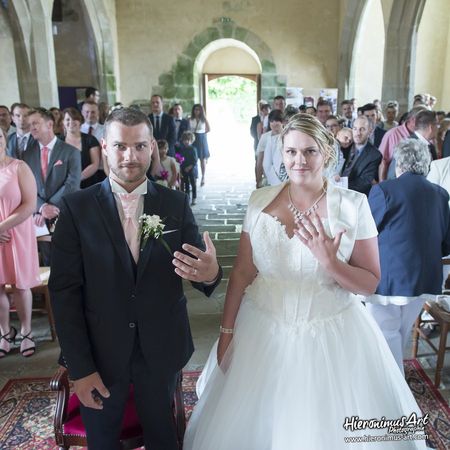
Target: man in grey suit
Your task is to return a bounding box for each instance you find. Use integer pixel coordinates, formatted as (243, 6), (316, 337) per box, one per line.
(7, 103), (36, 159)
(23, 108), (81, 264)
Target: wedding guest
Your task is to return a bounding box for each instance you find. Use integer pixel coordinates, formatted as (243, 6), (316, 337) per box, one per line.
(61, 107), (100, 188)
(50, 107), (65, 136)
(383, 102), (399, 131)
(305, 106), (316, 116)
(336, 127), (353, 161)
(172, 103), (189, 145)
(437, 118), (450, 158)
(157, 139), (178, 189)
(178, 131), (198, 205)
(0, 106), (15, 137)
(189, 104), (210, 187)
(184, 113), (426, 449)
(7, 103), (35, 160)
(0, 127), (40, 358)
(49, 107), (221, 450)
(367, 138), (450, 374)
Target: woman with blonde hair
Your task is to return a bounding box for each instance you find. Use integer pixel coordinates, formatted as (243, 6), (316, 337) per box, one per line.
(184, 114), (426, 449)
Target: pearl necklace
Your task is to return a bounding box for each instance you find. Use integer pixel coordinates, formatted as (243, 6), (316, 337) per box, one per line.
(287, 181), (327, 222)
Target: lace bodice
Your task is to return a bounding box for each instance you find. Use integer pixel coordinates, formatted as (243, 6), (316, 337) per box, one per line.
(244, 212), (356, 327)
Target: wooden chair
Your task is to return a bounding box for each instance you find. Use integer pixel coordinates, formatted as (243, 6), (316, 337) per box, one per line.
(412, 300), (450, 387)
(6, 266), (56, 341)
(50, 367), (186, 449)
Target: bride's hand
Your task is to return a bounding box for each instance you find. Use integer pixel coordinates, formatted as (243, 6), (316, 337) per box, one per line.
(217, 333), (233, 366)
(294, 212), (346, 268)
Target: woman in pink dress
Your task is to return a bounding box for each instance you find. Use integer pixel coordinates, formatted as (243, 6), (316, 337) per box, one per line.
(0, 127), (40, 357)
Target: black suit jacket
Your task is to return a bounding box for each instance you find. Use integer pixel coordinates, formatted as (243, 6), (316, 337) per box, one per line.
(175, 118), (189, 144)
(6, 133), (36, 159)
(343, 142), (382, 195)
(443, 130), (450, 159)
(149, 113), (176, 156)
(49, 179), (222, 386)
(373, 126), (386, 149)
(250, 115), (261, 151)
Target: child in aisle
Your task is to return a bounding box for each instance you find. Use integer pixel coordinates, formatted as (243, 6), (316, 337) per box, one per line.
(178, 131), (198, 205)
(157, 139), (178, 189)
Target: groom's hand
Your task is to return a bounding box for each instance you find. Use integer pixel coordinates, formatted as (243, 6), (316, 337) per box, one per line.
(73, 371), (110, 409)
(173, 231), (220, 283)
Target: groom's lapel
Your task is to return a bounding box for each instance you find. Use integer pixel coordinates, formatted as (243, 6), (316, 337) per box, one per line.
(96, 179), (134, 280)
(136, 181), (161, 283)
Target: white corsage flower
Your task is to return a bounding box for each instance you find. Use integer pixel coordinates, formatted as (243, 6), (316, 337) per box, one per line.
(139, 214), (171, 254)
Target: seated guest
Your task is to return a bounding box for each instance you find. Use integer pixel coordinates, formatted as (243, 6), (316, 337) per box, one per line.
(61, 108), (100, 188)
(0, 127), (40, 357)
(316, 100), (332, 126)
(23, 108), (81, 265)
(366, 138), (450, 374)
(339, 116), (382, 195)
(77, 86), (100, 112)
(7, 103), (35, 159)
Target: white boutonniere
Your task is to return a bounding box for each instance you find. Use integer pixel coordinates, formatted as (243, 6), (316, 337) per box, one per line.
(139, 214), (172, 255)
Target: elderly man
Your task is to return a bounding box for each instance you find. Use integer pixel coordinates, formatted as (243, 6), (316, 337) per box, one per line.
(339, 115), (381, 195)
(49, 107), (222, 450)
(367, 138), (450, 373)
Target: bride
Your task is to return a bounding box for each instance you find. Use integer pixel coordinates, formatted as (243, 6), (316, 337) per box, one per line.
(184, 114), (427, 450)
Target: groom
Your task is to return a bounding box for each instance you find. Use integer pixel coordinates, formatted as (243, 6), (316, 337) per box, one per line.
(49, 107), (222, 450)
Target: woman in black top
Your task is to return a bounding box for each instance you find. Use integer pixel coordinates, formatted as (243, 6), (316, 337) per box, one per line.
(61, 107), (101, 188)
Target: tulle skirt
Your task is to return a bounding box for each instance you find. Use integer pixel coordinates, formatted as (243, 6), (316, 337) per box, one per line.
(183, 297), (427, 450)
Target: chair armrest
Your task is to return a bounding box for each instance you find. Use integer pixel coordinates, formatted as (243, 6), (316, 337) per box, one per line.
(50, 366), (71, 442)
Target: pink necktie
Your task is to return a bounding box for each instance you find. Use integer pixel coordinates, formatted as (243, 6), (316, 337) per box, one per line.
(118, 193), (141, 263)
(41, 146), (49, 180)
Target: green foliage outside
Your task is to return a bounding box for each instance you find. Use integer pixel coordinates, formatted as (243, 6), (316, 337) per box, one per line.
(208, 76), (257, 123)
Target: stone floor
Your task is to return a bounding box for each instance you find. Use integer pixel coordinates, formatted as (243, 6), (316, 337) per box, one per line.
(1, 131), (450, 408)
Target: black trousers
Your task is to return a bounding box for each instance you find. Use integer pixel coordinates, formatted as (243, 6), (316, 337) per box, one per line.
(80, 335), (179, 450)
(181, 172), (196, 199)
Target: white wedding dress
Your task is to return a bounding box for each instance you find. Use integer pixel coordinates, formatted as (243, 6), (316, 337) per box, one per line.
(184, 185), (427, 450)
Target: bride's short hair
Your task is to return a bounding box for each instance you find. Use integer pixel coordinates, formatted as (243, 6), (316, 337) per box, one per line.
(280, 113), (337, 168)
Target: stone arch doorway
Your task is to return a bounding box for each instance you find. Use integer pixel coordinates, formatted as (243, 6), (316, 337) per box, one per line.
(150, 21), (286, 113)
(195, 39), (262, 111)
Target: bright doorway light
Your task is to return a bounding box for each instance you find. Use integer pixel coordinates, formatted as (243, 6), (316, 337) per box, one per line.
(205, 75), (257, 184)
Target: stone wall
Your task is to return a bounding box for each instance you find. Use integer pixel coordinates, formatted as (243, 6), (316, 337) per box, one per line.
(116, 0), (340, 108)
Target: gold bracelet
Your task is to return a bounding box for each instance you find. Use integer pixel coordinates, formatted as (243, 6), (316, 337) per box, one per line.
(219, 326), (234, 334)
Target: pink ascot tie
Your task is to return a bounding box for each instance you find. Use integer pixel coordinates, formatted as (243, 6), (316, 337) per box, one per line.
(118, 193), (141, 263)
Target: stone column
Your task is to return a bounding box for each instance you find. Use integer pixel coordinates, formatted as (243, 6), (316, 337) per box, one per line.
(381, 0), (426, 112)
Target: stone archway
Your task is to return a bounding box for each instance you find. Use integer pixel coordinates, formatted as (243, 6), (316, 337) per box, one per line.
(381, 0), (426, 112)
(81, 0), (118, 103)
(337, 0), (368, 103)
(147, 21), (285, 112)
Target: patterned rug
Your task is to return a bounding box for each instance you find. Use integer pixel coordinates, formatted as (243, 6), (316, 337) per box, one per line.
(404, 359), (450, 450)
(0, 363), (448, 449)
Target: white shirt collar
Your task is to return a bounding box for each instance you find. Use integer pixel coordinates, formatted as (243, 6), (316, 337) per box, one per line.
(17, 131), (31, 139)
(109, 177), (148, 195)
(415, 130), (429, 144)
(39, 135), (57, 151)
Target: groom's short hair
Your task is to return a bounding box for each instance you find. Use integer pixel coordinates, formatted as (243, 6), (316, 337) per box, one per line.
(104, 107), (153, 138)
